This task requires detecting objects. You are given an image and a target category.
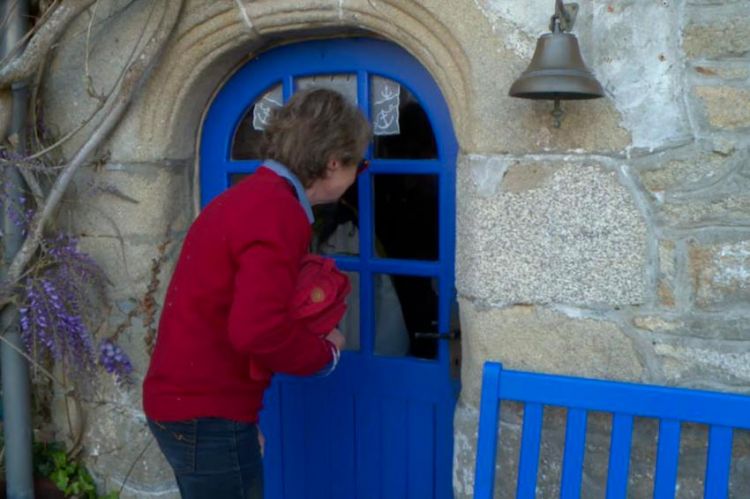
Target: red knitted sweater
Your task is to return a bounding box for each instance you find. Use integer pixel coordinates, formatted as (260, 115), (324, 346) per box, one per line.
(143, 167), (333, 423)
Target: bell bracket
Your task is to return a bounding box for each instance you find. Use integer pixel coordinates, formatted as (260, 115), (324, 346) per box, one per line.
(551, 1), (579, 33)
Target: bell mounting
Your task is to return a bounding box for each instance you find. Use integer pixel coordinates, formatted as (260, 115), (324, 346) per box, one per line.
(552, 0), (579, 33)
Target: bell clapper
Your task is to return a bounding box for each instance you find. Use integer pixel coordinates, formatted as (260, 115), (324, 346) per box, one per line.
(551, 98), (564, 128)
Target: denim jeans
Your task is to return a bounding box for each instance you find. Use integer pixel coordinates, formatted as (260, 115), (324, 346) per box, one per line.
(148, 418), (264, 499)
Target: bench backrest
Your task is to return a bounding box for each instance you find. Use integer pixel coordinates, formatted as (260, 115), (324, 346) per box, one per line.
(474, 362), (750, 499)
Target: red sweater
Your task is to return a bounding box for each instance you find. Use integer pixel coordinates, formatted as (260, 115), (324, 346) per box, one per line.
(143, 167), (333, 423)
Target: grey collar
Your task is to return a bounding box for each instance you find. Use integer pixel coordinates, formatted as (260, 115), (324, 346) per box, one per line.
(261, 159), (315, 224)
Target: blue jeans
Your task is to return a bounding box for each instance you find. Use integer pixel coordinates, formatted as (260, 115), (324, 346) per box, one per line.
(148, 418), (264, 499)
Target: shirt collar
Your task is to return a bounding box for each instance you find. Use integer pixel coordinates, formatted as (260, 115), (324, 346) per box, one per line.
(261, 159), (315, 224)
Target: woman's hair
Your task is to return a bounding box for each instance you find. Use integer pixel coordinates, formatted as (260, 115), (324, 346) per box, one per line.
(261, 88), (372, 187)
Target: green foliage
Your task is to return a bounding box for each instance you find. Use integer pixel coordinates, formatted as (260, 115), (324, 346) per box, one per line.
(33, 442), (119, 499)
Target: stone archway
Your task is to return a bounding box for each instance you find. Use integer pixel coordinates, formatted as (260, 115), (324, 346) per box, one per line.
(130, 1), (473, 166)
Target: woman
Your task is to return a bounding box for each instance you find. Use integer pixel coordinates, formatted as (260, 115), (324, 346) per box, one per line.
(142, 88), (371, 498)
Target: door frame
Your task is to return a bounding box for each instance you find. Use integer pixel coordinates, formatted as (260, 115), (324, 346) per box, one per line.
(199, 37), (460, 498)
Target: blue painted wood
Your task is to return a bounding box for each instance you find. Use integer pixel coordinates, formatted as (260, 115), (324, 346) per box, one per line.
(280, 383), (306, 498)
(369, 159), (443, 174)
(560, 408), (588, 499)
(408, 402), (435, 498)
(356, 394), (381, 499)
(496, 370), (750, 429)
(474, 362), (750, 499)
(474, 362), (502, 499)
(382, 398), (408, 499)
(330, 390), (356, 499)
(516, 403), (543, 499)
(704, 425), (733, 499)
(303, 384), (331, 499)
(259, 384), (283, 499)
(283, 75), (294, 101)
(606, 413), (634, 499)
(336, 257), (441, 277)
(357, 139), (375, 355)
(653, 419), (681, 499)
(435, 400), (456, 499)
(202, 38), (459, 498)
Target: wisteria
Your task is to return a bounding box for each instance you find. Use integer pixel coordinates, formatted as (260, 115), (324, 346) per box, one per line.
(16, 230), (133, 387)
(3, 140), (135, 388)
(19, 276), (96, 374)
(98, 339), (134, 385)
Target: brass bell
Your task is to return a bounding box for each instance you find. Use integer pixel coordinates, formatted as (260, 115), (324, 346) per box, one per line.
(509, 1), (604, 127)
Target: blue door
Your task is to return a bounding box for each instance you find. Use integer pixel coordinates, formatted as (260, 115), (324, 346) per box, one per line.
(200, 38), (459, 499)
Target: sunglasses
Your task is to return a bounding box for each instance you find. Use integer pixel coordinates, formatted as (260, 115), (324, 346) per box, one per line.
(357, 159), (370, 175)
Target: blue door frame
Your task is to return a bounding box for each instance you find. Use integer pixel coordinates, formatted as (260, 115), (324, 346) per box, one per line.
(200, 38), (459, 498)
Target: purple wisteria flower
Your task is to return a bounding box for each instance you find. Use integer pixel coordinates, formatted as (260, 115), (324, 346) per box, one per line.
(19, 275), (96, 376)
(18, 232), (132, 387)
(98, 338), (134, 385)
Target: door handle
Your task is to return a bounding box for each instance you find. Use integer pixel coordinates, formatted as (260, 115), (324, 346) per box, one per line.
(413, 329), (460, 340)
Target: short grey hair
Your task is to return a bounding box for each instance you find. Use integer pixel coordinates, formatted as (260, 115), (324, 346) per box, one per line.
(261, 88), (372, 187)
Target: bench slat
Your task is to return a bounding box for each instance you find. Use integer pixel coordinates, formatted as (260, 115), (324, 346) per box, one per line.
(498, 371), (750, 429)
(606, 413), (634, 499)
(474, 363), (503, 499)
(653, 419), (681, 499)
(704, 425), (733, 499)
(561, 408), (588, 499)
(516, 403), (543, 499)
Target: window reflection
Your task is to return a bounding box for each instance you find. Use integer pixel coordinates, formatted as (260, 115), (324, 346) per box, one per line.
(376, 274), (438, 359)
(374, 174), (438, 261)
(229, 173), (251, 186)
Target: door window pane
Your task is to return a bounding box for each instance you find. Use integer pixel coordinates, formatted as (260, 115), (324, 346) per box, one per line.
(313, 195), (360, 351)
(296, 74), (358, 106)
(231, 83), (282, 159)
(335, 270), (361, 352)
(371, 77), (437, 159)
(312, 186), (360, 257)
(229, 173), (251, 186)
(373, 174), (439, 261)
(375, 274), (438, 359)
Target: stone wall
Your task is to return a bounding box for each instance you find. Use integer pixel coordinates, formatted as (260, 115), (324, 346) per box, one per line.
(453, 1), (750, 496)
(37, 0), (750, 497)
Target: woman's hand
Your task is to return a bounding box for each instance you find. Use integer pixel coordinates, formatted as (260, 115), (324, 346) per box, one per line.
(325, 328), (346, 350)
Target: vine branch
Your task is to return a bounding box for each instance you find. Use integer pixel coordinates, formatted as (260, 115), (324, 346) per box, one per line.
(2, 0), (184, 304)
(0, 0), (97, 87)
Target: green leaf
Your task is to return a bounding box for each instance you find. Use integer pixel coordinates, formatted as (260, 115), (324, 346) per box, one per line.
(51, 450), (68, 469)
(50, 469), (69, 490)
(70, 481), (82, 494)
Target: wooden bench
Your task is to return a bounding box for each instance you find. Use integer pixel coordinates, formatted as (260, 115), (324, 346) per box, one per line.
(474, 361), (750, 498)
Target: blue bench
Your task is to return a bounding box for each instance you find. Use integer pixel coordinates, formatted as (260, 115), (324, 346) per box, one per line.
(474, 361), (750, 499)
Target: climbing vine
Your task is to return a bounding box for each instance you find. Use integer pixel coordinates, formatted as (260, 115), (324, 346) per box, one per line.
(0, 0), (185, 494)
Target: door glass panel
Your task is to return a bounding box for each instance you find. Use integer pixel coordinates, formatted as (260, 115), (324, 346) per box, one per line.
(373, 174), (438, 261)
(231, 83), (282, 159)
(371, 76), (437, 159)
(296, 74), (358, 106)
(335, 270), (360, 352)
(229, 173), (251, 186)
(312, 185), (360, 257)
(374, 274), (438, 359)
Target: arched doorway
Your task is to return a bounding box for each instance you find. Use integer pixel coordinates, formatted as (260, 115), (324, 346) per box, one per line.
(200, 38), (459, 499)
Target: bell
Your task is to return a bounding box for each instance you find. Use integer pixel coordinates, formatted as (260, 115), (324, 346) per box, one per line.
(509, 12), (604, 126)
